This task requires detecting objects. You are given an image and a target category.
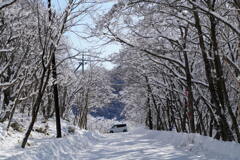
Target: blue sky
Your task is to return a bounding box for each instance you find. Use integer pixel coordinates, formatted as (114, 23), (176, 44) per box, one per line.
(51, 0), (120, 70)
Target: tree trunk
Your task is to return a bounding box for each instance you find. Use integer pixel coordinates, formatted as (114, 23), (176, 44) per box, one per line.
(22, 67), (50, 148)
(51, 53), (62, 138)
(48, 0), (62, 138)
(192, 2), (233, 141)
(180, 25), (195, 133)
(145, 76), (153, 130)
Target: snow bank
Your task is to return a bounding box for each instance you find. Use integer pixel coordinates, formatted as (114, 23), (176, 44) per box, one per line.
(6, 130), (102, 160)
(131, 128), (240, 160)
(0, 116), (104, 160)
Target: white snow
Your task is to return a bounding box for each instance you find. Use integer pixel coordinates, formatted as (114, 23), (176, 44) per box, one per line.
(1, 120), (240, 160)
(0, 48), (14, 52)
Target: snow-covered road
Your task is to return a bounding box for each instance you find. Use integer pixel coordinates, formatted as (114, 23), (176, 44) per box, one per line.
(2, 127), (240, 160)
(77, 130), (209, 160)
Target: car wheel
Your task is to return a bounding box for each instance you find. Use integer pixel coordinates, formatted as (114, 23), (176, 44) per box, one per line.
(110, 131), (114, 133)
(123, 129), (127, 132)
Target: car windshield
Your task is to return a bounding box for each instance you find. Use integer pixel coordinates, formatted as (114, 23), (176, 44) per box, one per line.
(111, 124), (126, 128)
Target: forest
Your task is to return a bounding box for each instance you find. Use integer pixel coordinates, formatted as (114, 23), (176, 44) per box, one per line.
(1, 0), (240, 151)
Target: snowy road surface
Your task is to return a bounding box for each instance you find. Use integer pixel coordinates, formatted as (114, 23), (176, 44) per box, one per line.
(76, 130), (209, 160)
(1, 127), (239, 160)
(69, 128), (236, 160)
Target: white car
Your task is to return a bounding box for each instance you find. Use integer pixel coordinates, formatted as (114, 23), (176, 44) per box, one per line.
(109, 124), (127, 133)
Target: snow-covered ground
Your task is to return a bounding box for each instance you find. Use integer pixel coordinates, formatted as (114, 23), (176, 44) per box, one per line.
(1, 118), (240, 160)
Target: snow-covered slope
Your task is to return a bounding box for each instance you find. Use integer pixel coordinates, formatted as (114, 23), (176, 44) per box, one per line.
(130, 128), (240, 160)
(1, 123), (240, 160)
(5, 130), (101, 160)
